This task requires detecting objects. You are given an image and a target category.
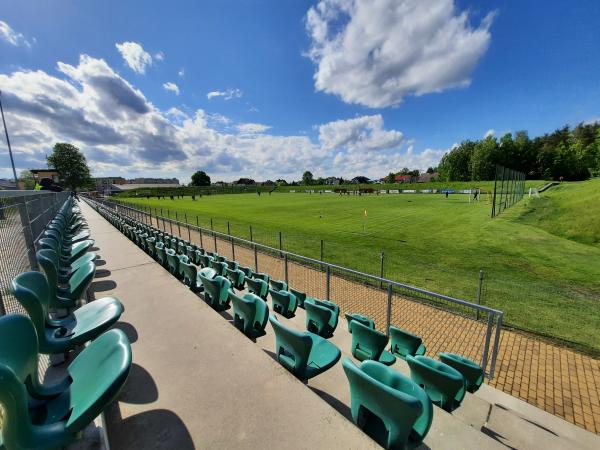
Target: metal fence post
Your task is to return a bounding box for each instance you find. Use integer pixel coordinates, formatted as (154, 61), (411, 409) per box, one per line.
(320, 239), (324, 267)
(18, 197), (38, 270)
(480, 314), (494, 375)
(379, 251), (385, 288)
(254, 244), (258, 271)
(326, 265), (331, 300)
(169, 219), (173, 235)
(386, 284), (393, 336)
(284, 254), (288, 285)
(476, 269), (484, 320)
(249, 225), (253, 242)
(213, 231), (218, 253)
(279, 231), (283, 257)
(175, 212), (181, 236)
(488, 314), (503, 379)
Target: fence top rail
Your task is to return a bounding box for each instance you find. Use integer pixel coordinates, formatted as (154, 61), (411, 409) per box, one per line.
(97, 197), (504, 317)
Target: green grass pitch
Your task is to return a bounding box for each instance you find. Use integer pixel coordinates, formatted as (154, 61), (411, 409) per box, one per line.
(122, 178), (600, 355)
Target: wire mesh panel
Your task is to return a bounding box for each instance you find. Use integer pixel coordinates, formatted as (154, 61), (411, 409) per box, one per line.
(0, 192), (69, 316)
(286, 255), (326, 300)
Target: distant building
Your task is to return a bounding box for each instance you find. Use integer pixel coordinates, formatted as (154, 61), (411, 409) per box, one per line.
(418, 172), (439, 183)
(394, 174), (416, 183)
(325, 177), (341, 185)
(128, 177), (179, 185)
(0, 178), (18, 190)
(103, 183), (182, 195)
(30, 169), (59, 184)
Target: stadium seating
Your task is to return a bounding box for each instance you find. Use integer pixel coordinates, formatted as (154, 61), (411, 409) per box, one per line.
(270, 279), (287, 291)
(155, 242), (167, 266)
(269, 316), (341, 381)
(11, 271), (124, 354)
(438, 352), (484, 393)
(38, 237), (93, 265)
(0, 314), (131, 450)
(253, 272), (271, 283)
(246, 277), (268, 300)
(349, 320), (396, 366)
(406, 355), (466, 412)
(389, 326), (426, 360)
(229, 291), (269, 339)
(36, 250), (96, 310)
(224, 259), (239, 271)
(342, 358), (433, 449)
(269, 289), (297, 318)
(226, 267), (246, 290)
(345, 313), (375, 332)
(199, 275), (232, 311)
(209, 259), (228, 276)
(240, 266), (254, 279)
(304, 298), (339, 338)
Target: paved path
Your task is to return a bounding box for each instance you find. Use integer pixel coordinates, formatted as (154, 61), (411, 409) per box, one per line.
(145, 212), (600, 435)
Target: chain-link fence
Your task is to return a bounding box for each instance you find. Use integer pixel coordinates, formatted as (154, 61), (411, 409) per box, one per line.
(90, 196), (504, 379)
(0, 190), (69, 315)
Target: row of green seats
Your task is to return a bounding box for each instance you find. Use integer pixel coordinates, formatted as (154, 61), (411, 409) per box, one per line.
(1, 197), (132, 450)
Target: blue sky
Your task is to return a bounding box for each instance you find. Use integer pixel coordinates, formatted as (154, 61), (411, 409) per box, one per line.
(1, 0), (599, 182)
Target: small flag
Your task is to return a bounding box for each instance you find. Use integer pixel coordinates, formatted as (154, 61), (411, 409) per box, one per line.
(364, 209), (368, 218)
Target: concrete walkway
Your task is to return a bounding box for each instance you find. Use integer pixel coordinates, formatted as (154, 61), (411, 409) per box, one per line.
(81, 201), (378, 449)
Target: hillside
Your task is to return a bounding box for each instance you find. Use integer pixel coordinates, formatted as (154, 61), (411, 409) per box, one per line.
(517, 178), (600, 246)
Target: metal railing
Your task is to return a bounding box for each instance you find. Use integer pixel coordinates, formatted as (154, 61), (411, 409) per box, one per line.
(0, 190), (70, 315)
(88, 196), (504, 379)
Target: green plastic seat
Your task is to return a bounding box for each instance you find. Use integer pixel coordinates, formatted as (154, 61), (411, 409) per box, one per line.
(269, 289), (297, 318)
(185, 245), (199, 264)
(36, 249), (96, 310)
(246, 277), (269, 300)
(146, 237), (156, 258)
(229, 292), (269, 339)
(406, 355), (466, 412)
(253, 272), (270, 283)
(209, 259), (227, 276)
(181, 260), (200, 291)
(0, 314), (131, 450)
(240, 266), (254, 279)
(155, 242), (167, 266)
(345, 313), (375, 332)
(177, 254), (189, 278)
(342, 359), (433, 449)
(289, 288), (316, 309)
(198, 254), (213, 268)
(199, 275), (232, 311)
(226, 267), (246, 290)
(269, 316), (341, 381)
(38, 237), (93, 264)
(11, 271), (124, 354)
(166, 248), (180, 276)
(438, 352), (484, 393)
(270, 279), (287, 291)
(389, 326), (426, 360)
(224, 259), (239, 271)
(304, 298), (339, 338)
(350, 320), (396, 366)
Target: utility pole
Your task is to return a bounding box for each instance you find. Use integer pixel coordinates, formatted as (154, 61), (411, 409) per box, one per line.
(0, 91), (19, 187)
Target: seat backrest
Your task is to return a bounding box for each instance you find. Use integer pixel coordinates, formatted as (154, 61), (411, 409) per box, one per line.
(342, 359), (427, 448)
(200, 275), (231, 304)
(246, 277), (267, 297)
(389, 326), (423, 357)
(289, 288), (306, 307)
(229, 291), (255, 319)
(269, 316), (312, 374)
(36, 249), (60, 300)
(270, 279), (287, 291)
(350, 320), (388, 361)
(270, 289), (297, 314)
(67, 261), (96, 300)
(240, 266), (253, 278)
(305, 301), (332, 334)
(181, 261), (198, 287)
(10, 272), (52, 341)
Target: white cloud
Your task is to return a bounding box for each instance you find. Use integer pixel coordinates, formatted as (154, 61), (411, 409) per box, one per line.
(484, 128), (495, 138)
(115, 41), (153, 74)
(0, 20), (34, 47)
(178, 68), (185, 77)
(319, 115), (404, 152)
(163, 81), (180, 95)
(207, 88), (243, 101)
(237, 123), (272, 135)
(305, 0), (495, 108)
(154, 51), (165, 61)
(0, 54), (446, 182)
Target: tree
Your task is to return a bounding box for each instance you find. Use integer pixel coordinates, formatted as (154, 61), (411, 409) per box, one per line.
(385, 172), (395, 183)
(47, 143), (92, 190)
(19, 170), (35, 189)
(235, 178), (255, 185)
(302, 171), (314, 185)
(190, 170), (211, 186)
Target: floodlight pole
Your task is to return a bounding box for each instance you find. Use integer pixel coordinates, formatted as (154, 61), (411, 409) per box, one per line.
(0, 91), (19, 187)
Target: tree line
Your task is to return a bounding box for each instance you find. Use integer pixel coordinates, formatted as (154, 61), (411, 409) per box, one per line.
(438, 122), (600, 181)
